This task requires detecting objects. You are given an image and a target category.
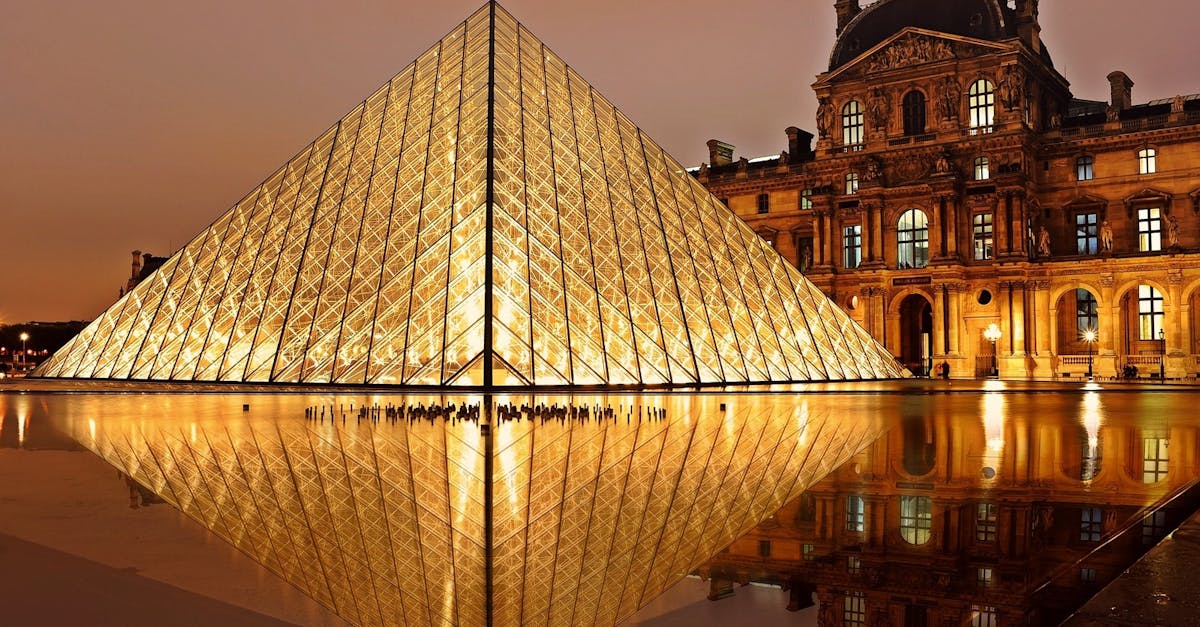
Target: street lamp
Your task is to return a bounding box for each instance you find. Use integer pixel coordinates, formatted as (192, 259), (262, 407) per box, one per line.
(19, 332), (28, 367)
(1082, 329), (1097, 380)
(1159, 328), (1166, 382)
(983, 323), (1002, 378)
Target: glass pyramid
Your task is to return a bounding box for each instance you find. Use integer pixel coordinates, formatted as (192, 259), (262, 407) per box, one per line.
(34, 3), (905, 387)
(49, 392), (882, 627)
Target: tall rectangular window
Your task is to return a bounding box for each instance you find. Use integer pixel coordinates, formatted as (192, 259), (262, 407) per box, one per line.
(848, 555), (862, 575)
(757, 193), (770, 215)
(846, 495), (865, 532)
(1138, 207), (1162, 252)
(1138, 148), (1157, 175)
(974, 156), (991, 181)
(1077, 156), (1095, 181)
(843, 101), (865, 146)
(1076, 212), (1099, 255)
(1142, 510), (1168, 545)
(844, 592), (867, 626)
(969, 80), (995, 131)
(1076, 289), (1098, 336)
(801, 188), (814, 210)
(976, 503), (998, 542)
(1143, 437), (1169, 483)
(973, 213), (994, 260)
(900, 496), (932, 545)
(977, 567), (994, 588)
(843, 226), (862, 270)
(1138, 285), (1164, 341)
(971, 606), (998, 627)
(846, 173), (860, 195)
(1080, 507), (1103, 542)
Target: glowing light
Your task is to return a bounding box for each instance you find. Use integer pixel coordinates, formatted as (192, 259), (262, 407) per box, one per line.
(982, 393), (1005, 452)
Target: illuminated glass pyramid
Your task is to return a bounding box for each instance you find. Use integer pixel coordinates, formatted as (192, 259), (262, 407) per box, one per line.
(35, 3), (904, 387)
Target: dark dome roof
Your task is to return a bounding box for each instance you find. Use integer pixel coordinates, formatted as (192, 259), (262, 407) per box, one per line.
(830, 0), (1017, 71)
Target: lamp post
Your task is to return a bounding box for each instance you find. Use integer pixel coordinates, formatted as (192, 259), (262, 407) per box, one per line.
(983, 323), (1002, 378)
(19, 332), (28, 368)
(1159, 328), (1166, 382)
(1083, 329), (1097, 381)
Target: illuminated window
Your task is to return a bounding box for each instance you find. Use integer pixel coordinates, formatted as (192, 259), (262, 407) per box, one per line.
(1143, 437), (1169, 483)
(801, 188), (814, 210)
(843, 101), (865, 146)
(846, 495), (865, 531)
(845, 172), (860, 195)
(969, 79), (995, 131)
(1076, 290), (1098, 337)
(757, 193), (770, 215)
(1142, 510), (1167, 545)
(971, 605), (998, 627)
(1076, 212), (1098, 255)
(848, 555), (862, 575)
(897, 209), (929, 269)
(1138, 285), (1164, 341)
(976, 503), (998, 542)
(973, 213), (993, 261)
(977, 567), (993, 588)
(844, 592), (867, 626)
(1137, 208), (1162, 252)
(903, 90), (926, 136)
(1080, 507), (1103, 542)
(1138, 148), (1157, 175)
(1077, 156), (1095, 181)
(843, 226), (862, 270)
(803, 543), (816, 561)
(900, 495), (932, 545)
(974, 156), (990, 181)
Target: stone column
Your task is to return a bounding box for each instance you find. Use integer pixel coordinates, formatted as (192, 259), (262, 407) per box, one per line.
(812, 213), (824, 267)
(1099, 276), (1117, 356)
(1012, 191), (1028, 257)
(934, 287), (947, 356)
(1033, 281), (1051, 355)
(947, 285), (962, 355)
(826, 211), (838, 270)
(1168, 275), (1184, 355)
(999, 281), (1014, 355)
(947, 195), (960, 258)
(874, 203), (886, 265)
(1012, 281), (1027, 354)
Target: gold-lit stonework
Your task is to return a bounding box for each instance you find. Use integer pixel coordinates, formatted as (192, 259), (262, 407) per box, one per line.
(33, 3), (904, 387)
(51, 393), (882, 626)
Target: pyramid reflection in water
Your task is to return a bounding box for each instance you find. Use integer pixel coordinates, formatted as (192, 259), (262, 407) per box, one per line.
(34, 2), (904, 387)
(60, 393), (879, 626)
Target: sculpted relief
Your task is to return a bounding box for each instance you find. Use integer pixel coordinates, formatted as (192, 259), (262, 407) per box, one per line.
(867, 34), (955, 73)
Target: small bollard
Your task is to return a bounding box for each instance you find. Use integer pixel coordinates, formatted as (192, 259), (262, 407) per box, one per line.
(243, 404), (250, 412)
(719, 403), (726, 412)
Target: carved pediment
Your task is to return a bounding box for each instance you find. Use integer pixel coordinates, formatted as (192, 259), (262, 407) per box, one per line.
(821, 28), (1012, 83)
(1123, 187), (1174, 216)
(1063, 194), (1109, 210)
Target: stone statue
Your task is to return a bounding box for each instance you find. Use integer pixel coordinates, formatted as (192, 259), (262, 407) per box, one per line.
(778, 150), (789, 166)
(697, 162), (708, 177)
(1037, 226), (1051, 257)
(869, 88), (891, 132)
(934, 150), (952, 174)
(816, 97), (834, 140)
(937, 77), (961, 121)
(800, 244), (813, 273)
(864, 157), (884, 184)
(998, 65), (1026, 111)
(1172, 95), (1187, 114)
(1100, 220), (1115, 252)
(1168, 215), (1181, 248)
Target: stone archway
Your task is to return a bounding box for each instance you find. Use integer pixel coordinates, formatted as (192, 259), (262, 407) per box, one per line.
(898, 293), (934, 376)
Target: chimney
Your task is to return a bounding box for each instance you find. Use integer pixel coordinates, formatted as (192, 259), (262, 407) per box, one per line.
(1107, 71), (1134, 112)
(706, 139), (735, 167)
(1014, 0), (1041, 54)
(785, 126), (814, 160)
(835, 0), (861, 36)
(131, 250), (142, 279)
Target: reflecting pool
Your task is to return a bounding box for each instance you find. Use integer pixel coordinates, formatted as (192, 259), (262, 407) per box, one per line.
(1, 381), (1196, 627)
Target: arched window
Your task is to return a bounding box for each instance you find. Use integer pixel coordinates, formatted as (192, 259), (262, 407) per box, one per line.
(974, 156), (990, 181)
(845, 172), (860, 195)
(900, 496), (932, 545)
(897, 209), (930, 269)
(1076, 156), (1095, 181)
(902, 90), (927, 136)
(1138, 285), (1164, 340)
(968, 79), (995, 131)
(842, 101), (864, 146)
(1138, 148), (1157, 175)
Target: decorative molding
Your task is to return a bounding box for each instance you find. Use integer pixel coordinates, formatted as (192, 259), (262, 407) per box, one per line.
(1123, 187), (1174, 217)
(866, 33), (955, 73)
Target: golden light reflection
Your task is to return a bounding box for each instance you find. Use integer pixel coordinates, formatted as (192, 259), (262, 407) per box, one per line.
(982, 392), (1005, 453)
(1083, 391), (1103, 458)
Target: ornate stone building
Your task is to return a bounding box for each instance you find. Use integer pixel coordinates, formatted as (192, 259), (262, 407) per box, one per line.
(696, 0), (1200, 379)
(700, 395), (1200, 625)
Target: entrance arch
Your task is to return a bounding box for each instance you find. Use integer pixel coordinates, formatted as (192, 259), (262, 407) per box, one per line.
(898, 294), (933, 376)
(1055, 288), (1100, 355)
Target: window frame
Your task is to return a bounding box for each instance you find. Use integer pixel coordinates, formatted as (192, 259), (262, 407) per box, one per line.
(1080, 507), (1103, 542)
(902, 90), (927, 136)
(1076, 155), (1095, 181)
(844, 592), (867, 627)
(1138, 148), (1157, 175)
(1137, 207), (1162, 252)
(800, 188), (814, 210)
(843, 100), (865, 147)
(845, 172), (860, 195)
(846, 495), (865, 532)
(756, 193), (770, 215)
(1075, 211), (1099, 255)
(899, 495), (933, 545)
(1143, 437), (1169, 483)
(897, 209), (930, 269)
(1076, 289), (1099, 337)
(972, 212), (994, 261)
(843, 225), (863, 270)
(968, 79), (996, 131)
(1138, 285), (1165, 341)
(976, 502), (998, 542)
(973, 156), (991, 181)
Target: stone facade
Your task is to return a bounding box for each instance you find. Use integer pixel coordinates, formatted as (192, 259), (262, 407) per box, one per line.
(696, 0), (1200, 380)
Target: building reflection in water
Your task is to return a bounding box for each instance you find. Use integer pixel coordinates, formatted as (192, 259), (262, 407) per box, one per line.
(6, 392), (887, 627)
(702, 389), (1199, 626)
